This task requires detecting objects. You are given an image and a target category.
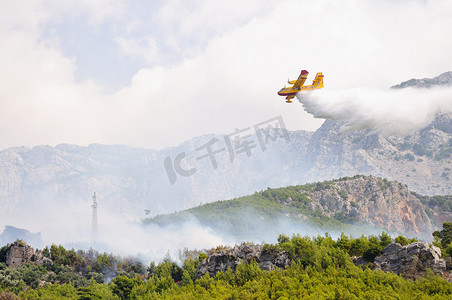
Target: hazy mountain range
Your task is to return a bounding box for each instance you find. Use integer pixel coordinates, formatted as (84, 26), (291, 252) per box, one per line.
(1, 71), (452, 224)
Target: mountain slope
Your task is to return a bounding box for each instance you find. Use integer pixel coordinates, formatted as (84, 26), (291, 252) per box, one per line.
(145, 175), (452, 240)
(391, 71), (452, 89)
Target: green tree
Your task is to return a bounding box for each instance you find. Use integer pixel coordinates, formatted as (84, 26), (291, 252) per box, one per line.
(198, 253), (208, 261)
(180, 269), (193, 287)
(349, 235), (369, 256)
(49, 244), (68, 267)
(93, 253), (118, 275)
(147, 261), (156, 278)
(153, 258), (182, 283)
(432, 222), (452, 248)
(0, 264), (26, 292)
(16, 264), (45, 289)
(277, 234), (290, 245)
(19, 283), (79, 299)
(83, 279), (119, 299)
(363, 236), (383, 262)
(87, 271), (104, 284)
(181, 257), (199, 284)
(446, 242), (452, 258)
(0, 246), (7, 263)
(110, 275), (143, 300)
(379, 231), (392, 248)
(234, 261), (264, 286)
(42, 246), (51, 258)
(55, 265), (88, 288)
(395, 235), (409, 246)
(336, 233), (351, 252)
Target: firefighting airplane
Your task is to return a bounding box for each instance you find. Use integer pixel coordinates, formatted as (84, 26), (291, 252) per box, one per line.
(277, 70), (324, 103)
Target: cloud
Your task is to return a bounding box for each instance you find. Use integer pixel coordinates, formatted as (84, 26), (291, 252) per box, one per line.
(297, 86), (452, 136)
(150, 0), (276, 57)
(115, 36), (159, 64)
(0, 0), (452, 150)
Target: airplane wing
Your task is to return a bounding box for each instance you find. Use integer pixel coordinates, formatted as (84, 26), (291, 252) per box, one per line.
(292, 70), (309, 90)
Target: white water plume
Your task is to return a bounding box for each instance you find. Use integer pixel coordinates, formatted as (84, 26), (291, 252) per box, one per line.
(297, 87), (452, 136)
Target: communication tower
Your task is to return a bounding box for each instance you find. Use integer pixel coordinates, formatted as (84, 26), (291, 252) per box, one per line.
(91, 192), (98, 246)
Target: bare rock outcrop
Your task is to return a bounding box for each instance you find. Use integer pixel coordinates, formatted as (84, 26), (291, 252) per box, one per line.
(374, 242), (449, 281)
(301, 176), (436, 237)
(195, 243), (290, 279)
(196, 241), (452, 282)
(3, 240), (51, 269)
(391, 71), (452, 89)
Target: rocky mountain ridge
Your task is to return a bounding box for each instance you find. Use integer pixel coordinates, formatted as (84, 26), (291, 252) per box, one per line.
(391, 71), (452, 89)
(0, 226), (43, 248)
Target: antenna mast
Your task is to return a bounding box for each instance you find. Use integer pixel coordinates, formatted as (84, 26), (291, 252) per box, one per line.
(91, 192), (98, 246)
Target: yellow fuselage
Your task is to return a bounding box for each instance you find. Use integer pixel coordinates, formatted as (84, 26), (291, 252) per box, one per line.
(277, 84), (323, 97)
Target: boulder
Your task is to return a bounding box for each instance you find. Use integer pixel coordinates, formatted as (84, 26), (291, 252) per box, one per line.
(374, 242), (448, 281)
(4, 240), (51, 269)
(195, 243), (290, 278)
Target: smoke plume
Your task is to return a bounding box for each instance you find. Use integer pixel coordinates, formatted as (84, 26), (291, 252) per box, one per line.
(297, 87), (452, 136)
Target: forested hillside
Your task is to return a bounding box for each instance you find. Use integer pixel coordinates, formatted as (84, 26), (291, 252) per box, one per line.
(1, 226), (452, 299)
(145, 175), (452, 241)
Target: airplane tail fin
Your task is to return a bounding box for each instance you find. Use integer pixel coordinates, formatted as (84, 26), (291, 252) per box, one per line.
(311, 72), (324, 89)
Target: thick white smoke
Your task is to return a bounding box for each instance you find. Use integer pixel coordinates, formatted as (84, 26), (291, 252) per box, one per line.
(0, 200), (226, 262)
(297, 87), (452, 136)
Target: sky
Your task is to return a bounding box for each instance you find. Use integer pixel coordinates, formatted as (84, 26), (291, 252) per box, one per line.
(1, 0), (452, 150)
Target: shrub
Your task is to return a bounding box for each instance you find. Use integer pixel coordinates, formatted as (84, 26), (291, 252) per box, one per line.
(395, 235), (409, 246)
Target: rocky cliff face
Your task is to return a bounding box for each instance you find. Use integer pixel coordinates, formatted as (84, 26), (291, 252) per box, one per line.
(374, 242), (450, 281)
(299, 176), (437, 237)
(2, 240), (51, 269)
